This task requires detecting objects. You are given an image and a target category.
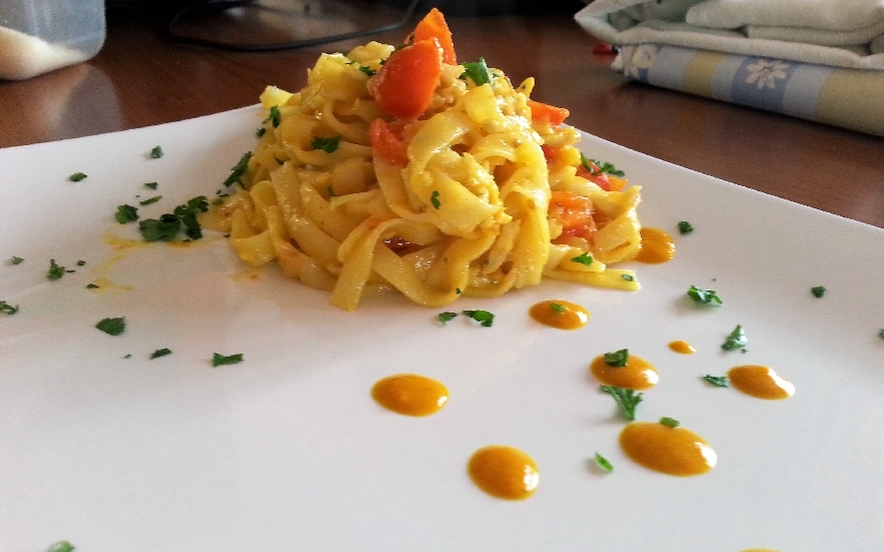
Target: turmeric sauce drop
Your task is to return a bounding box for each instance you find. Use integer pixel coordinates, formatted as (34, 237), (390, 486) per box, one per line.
(371, 374), (449, 416)
(590, 353), (659, 390)
(634, 227), (675, 264)
(668, 340), (696, 354)
(727, 365), (794, 400)
(468, 445), (539, 500)
(619, 421), (717, 477)
(529, 300), (589, 330)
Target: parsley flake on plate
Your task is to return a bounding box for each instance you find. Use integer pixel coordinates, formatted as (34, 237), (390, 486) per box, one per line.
(10, 256), (24, 265)
(702, 374), (730, 387)
(115, 204), (139, 224)
(150, 145), (164, 159)
(47, 259), (66, 280)
(463, 309), (494, 327)
(599, 385), (642, 421)
(95, 317), (126, 336)
(549, 302), (566, 314)
(593, 452), (614, 473)
(69, 172), (87, 182)
(721, 324), (747, 351)
(811, 285), (826, 298)
(139, 195), (162, 206)
(150, 348), (172, 359)
(223, 152), (252, 188)
(659, 416), (680, 428)
(621, 274), (634, 282)
(686, 285), (723, 305)
(0, 300), (19, 315)
(144, 182), (158, 190)
(677, 220), (694, 235)
(437, 311), (458, 325)
(46, 541), (75, 552)
(212, 352), (243, 367)
(603, 348), (629, 367)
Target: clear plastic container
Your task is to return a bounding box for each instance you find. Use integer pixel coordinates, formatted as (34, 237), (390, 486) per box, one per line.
(0, 0), (105, 80)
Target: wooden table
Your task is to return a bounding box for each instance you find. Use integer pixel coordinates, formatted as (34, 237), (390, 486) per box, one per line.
(2, 4), (882, 228)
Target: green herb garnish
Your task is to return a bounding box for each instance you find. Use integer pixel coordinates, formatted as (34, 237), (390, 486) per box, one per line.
(811, 285), (826, 298)
(10, 256), (24, 265)
(139, 214), (180, 242)
(69, 172), (87, 182)
(86, 282), (100, 289)
(311, 135), (342, 153)
(659, 416), (680, 428)
(150, 145), (164, 159)
(460, 57), (492, 86)
(430, 190), (441, 209)
(603, 348), (629, 367)
(358, 65), (377, 77)
(463, 309), (495, 327)
(144, 182), (158, 190)
(550, 302), (566, 314)
(139, 196), (208, 242)
(150, 348), (172, 359)
(570, 252), (594, 266)
(47, 259), (66, 280)
(46, 541), (76, 552)
(686, 285), (723, 305)
(702, 374), (730, 387)
(594, 452), (613, 473)
(437, 311), (458, 324)
(212, 352), (243, 367)
(677, 220), (694, 235)
(600, 385), (642, 421)
(621, 274), (635, 282)
(139, 195), (162, 206)
(580, 153), (625, 177)
(95, 317), (126, 336)
(0, 300), (19, 315)
(255, 127), (266, 138)
(268, 105), (281, 128)
(115, 204), (139, 223)
(721, 324), (747, 351)
(223, 152), (252, 188)
(878, 328), (884, 339)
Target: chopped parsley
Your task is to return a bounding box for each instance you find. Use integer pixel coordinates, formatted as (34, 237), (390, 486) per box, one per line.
(212, 352), (243, 367)
(550, 302), (566, 314)
(593, 452), (613, 473)
(0, 300), (19, 315)
(46, 541), (76, 552)
(463, 309), (495, 327)
(702, 374), (730, 387)
(721, 324), (748, 351)
(459, 57), (492, 86)
(268, 105), (281, 128)
(810, 285), (826, 298)
(659, 416), (680, 428)
(86, 282), (100, 289)
(311, 135), (342, 153)
(570, 252), (594, 266)
(686, 285), (723, 305)
(139, 195), (162, 206)
(878, 328), (884, 339)
(10, 256), (24, 265)
(150, 348), (172, 359)
(437, 311), (458, 324)
(603, 348), (629, 367)
(95, 317), (126, 336)
(677, 220), (694, 235)
(255, 127), (267, 138)
(150, 145), (164, 159)
(327, 186), (336, 198)
(430, 190), (441, 209)
(144, 182), (158, 190)
(580, 153), (625, 177)
(47, 259), (66, 280)
(600, 385), (642, 421)
(139, 196), (208, 242)
(223, 152), (252, 188)
(69, 172), (87, 182)
(77, 260), (86, 266)
(358, 65), (377, 77)
(115, 204), (139, 224)
(621, 274), (635, 282)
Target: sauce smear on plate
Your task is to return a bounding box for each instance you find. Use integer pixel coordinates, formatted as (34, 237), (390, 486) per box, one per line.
(468, 445), (539, 500)
(371, 374), (449, 416)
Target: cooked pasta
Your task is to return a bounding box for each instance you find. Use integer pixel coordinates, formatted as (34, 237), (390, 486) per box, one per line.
(202, 9), (643, 310)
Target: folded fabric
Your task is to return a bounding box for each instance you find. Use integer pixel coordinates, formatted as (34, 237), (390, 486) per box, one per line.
(575, 0), (884, 69)
(614, 42), (884, 136)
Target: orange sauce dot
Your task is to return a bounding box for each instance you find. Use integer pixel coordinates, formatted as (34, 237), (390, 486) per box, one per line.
(619, 421), (717, 477)
(468, 445), (539, 500)
(371, 374), (449, 416)
(590, 353), (659, 390)
(634, 227), (675, 264)
(668, 340), (696, 354)
(529, 300), (589, 330)
(727, 365), (794, 400)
